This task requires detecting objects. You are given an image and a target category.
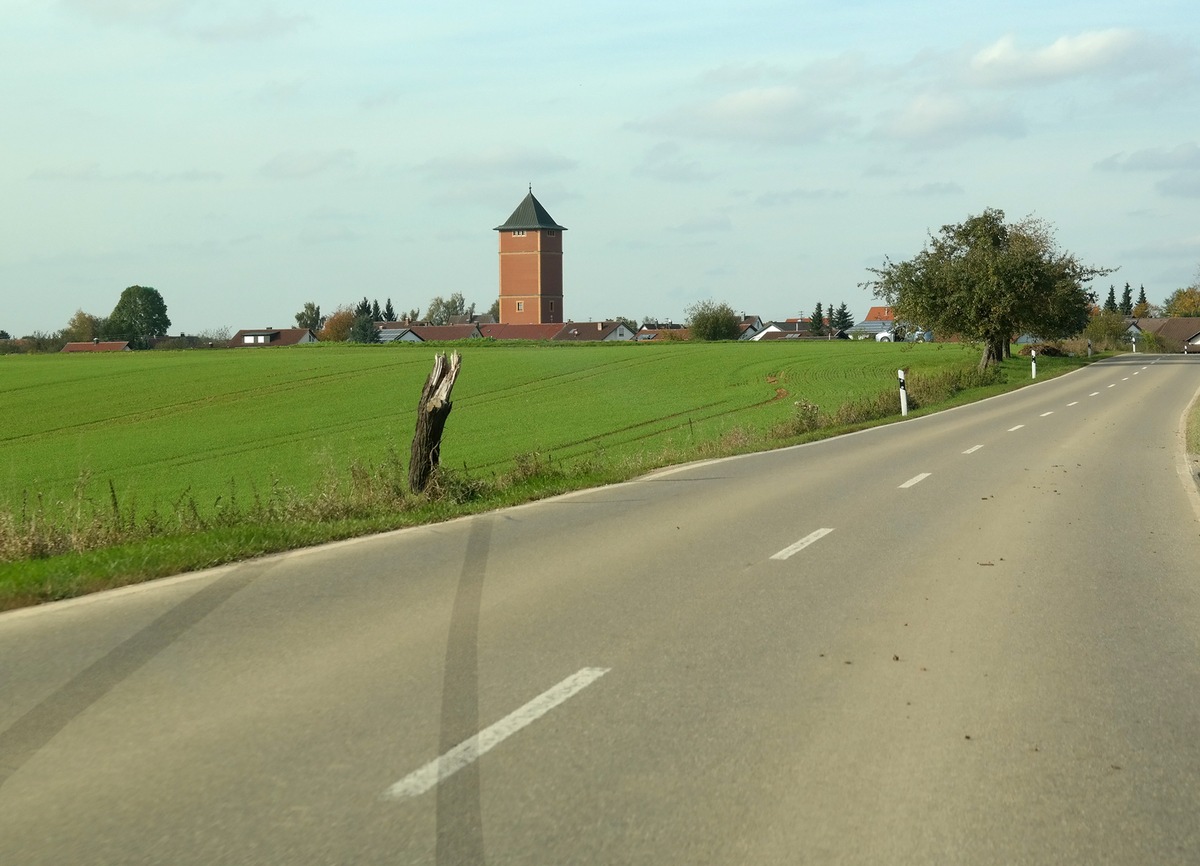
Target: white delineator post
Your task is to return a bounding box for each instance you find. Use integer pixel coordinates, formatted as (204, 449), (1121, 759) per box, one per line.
(1031, 348), (1037, 379)
(899, 369), (908, 416)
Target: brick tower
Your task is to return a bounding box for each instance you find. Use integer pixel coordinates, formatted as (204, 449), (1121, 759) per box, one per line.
(494, 189), (566, 324)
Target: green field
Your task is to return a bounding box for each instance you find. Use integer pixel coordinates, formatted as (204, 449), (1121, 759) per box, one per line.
(0, 339), (1091, 607)
(1, 339), (994, 511)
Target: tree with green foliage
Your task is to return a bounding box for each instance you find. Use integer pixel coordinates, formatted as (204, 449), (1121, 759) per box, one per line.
(1085, 309), (1130, 350)
(371, 299), (382, 321)
(1133, 285), (1149, 317)
(1164, 286), (1200, 317)
(832, 302), (855, 332)
(103, 285), (171, 349)
(863, 208), (1109, 369)
(1119, 282), (1133, 316)
(1103, 285), (1118, 313)
(685, 299), (740, 340)
(486, 298), (500, 322)
(810, 302), (825, 334)
(348, 313), (381, 343)
(294, 301), (325, 332)
(354, 297), (371, 319)
(383, 298), (396, 322)
(0, 330), (10, 340)
(63, 309), (105, 343)
(425, 292), (474, 325)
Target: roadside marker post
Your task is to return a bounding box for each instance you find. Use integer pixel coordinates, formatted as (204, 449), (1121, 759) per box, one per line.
(1031, 349), (1037, 379)
(898, 369), (908, 416)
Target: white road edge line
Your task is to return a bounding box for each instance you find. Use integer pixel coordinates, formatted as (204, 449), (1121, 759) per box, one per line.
(1008, 424), (1025, 432)
(1089, 392), (1100, 397)
(1068, 401), (1079, 406)
(963, 445), (984, 454)
(899, 473), (931, 489)
(1040, 412), (1054, 417)
(771, 528), (834, 561)
(383, 667), (611, 800)
(1108, 384), (1117, 388)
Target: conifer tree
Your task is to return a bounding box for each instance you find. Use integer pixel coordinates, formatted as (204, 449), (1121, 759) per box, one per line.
(1119, 282), (1133, 316)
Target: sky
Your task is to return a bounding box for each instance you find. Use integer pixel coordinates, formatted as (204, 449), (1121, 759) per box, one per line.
(2, 0), (1198, 338)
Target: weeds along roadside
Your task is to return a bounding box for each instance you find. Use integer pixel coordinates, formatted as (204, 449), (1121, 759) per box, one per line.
(0, 355), (1085, 611)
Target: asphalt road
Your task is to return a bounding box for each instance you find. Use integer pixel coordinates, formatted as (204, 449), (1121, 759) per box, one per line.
(3, 354), (1200, 865)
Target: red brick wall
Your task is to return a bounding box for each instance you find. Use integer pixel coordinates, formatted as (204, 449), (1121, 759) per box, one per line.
(497, 228), (564, 324)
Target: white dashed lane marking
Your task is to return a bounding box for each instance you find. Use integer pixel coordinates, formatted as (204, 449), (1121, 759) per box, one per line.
(771, 528), (835, 561)
(384, 667), (611, 800)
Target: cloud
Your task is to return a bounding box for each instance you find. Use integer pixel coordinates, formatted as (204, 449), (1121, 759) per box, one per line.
(417, 149), (577, 181)
(1156, 173), (1200, 198)
(900, 181), (965, 196)
(755, 187), (848, 206)
(1096, 142), (1200, 172)
(632, 86), (856, 147)
(61, 0), (192, 26)
(1121, 234), (1200, 258)
(633, 143), (715, 183)
(31, 163), (223, 183)
(259, 150), (355, 179)
(298, 227), (364, 245)
(969, 30), (1175, 86)
(667, 212), (732, 234)
(193, 9), (308, 41)
(60, 0), (309, 41)
(874, 93), (1025, 147)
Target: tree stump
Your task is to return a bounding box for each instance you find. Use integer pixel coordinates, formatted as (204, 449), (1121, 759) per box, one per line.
(409, 351), (462, 493)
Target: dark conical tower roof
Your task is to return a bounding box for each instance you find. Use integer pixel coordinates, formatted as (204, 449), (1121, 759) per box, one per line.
(494, 190), (567, 232)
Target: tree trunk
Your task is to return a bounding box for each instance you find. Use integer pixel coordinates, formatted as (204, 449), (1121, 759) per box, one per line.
(409, 351), (462, 494)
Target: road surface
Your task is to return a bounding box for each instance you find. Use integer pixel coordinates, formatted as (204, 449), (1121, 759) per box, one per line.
(3, 354), (1200, 865)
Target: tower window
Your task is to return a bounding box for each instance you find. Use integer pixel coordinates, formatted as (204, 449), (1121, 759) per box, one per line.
(546, 230), (557, 236)
(516, 301), (524, 312)
(512, 230), (526, 237)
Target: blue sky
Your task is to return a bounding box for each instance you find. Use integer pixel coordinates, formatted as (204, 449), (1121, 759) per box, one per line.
(2, 0), (1198, 337)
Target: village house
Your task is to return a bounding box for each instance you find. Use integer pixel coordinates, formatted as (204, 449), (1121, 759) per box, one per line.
(229, 328), (317, 347)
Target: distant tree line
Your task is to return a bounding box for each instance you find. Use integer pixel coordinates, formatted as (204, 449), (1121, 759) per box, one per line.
(303, 292), (500, 343)
(2, 286), (178, 354)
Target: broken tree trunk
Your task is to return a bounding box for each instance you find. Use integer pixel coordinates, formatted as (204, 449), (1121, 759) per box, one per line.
(409, 351), (462, 494)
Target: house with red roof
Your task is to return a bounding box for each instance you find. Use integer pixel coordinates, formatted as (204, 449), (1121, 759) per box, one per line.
(61, 341), (131, 352)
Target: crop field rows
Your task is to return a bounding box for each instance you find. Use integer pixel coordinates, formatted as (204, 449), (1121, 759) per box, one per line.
(1, 341), (988, 514)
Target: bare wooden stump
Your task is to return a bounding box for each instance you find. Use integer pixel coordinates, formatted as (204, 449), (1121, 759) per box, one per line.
(409, 351), (462, 493)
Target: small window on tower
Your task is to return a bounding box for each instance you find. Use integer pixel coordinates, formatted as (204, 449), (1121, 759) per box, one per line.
(516, 301), (524, 312)
(512, 230), (526, 237)
(546, 230), (557, 236)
